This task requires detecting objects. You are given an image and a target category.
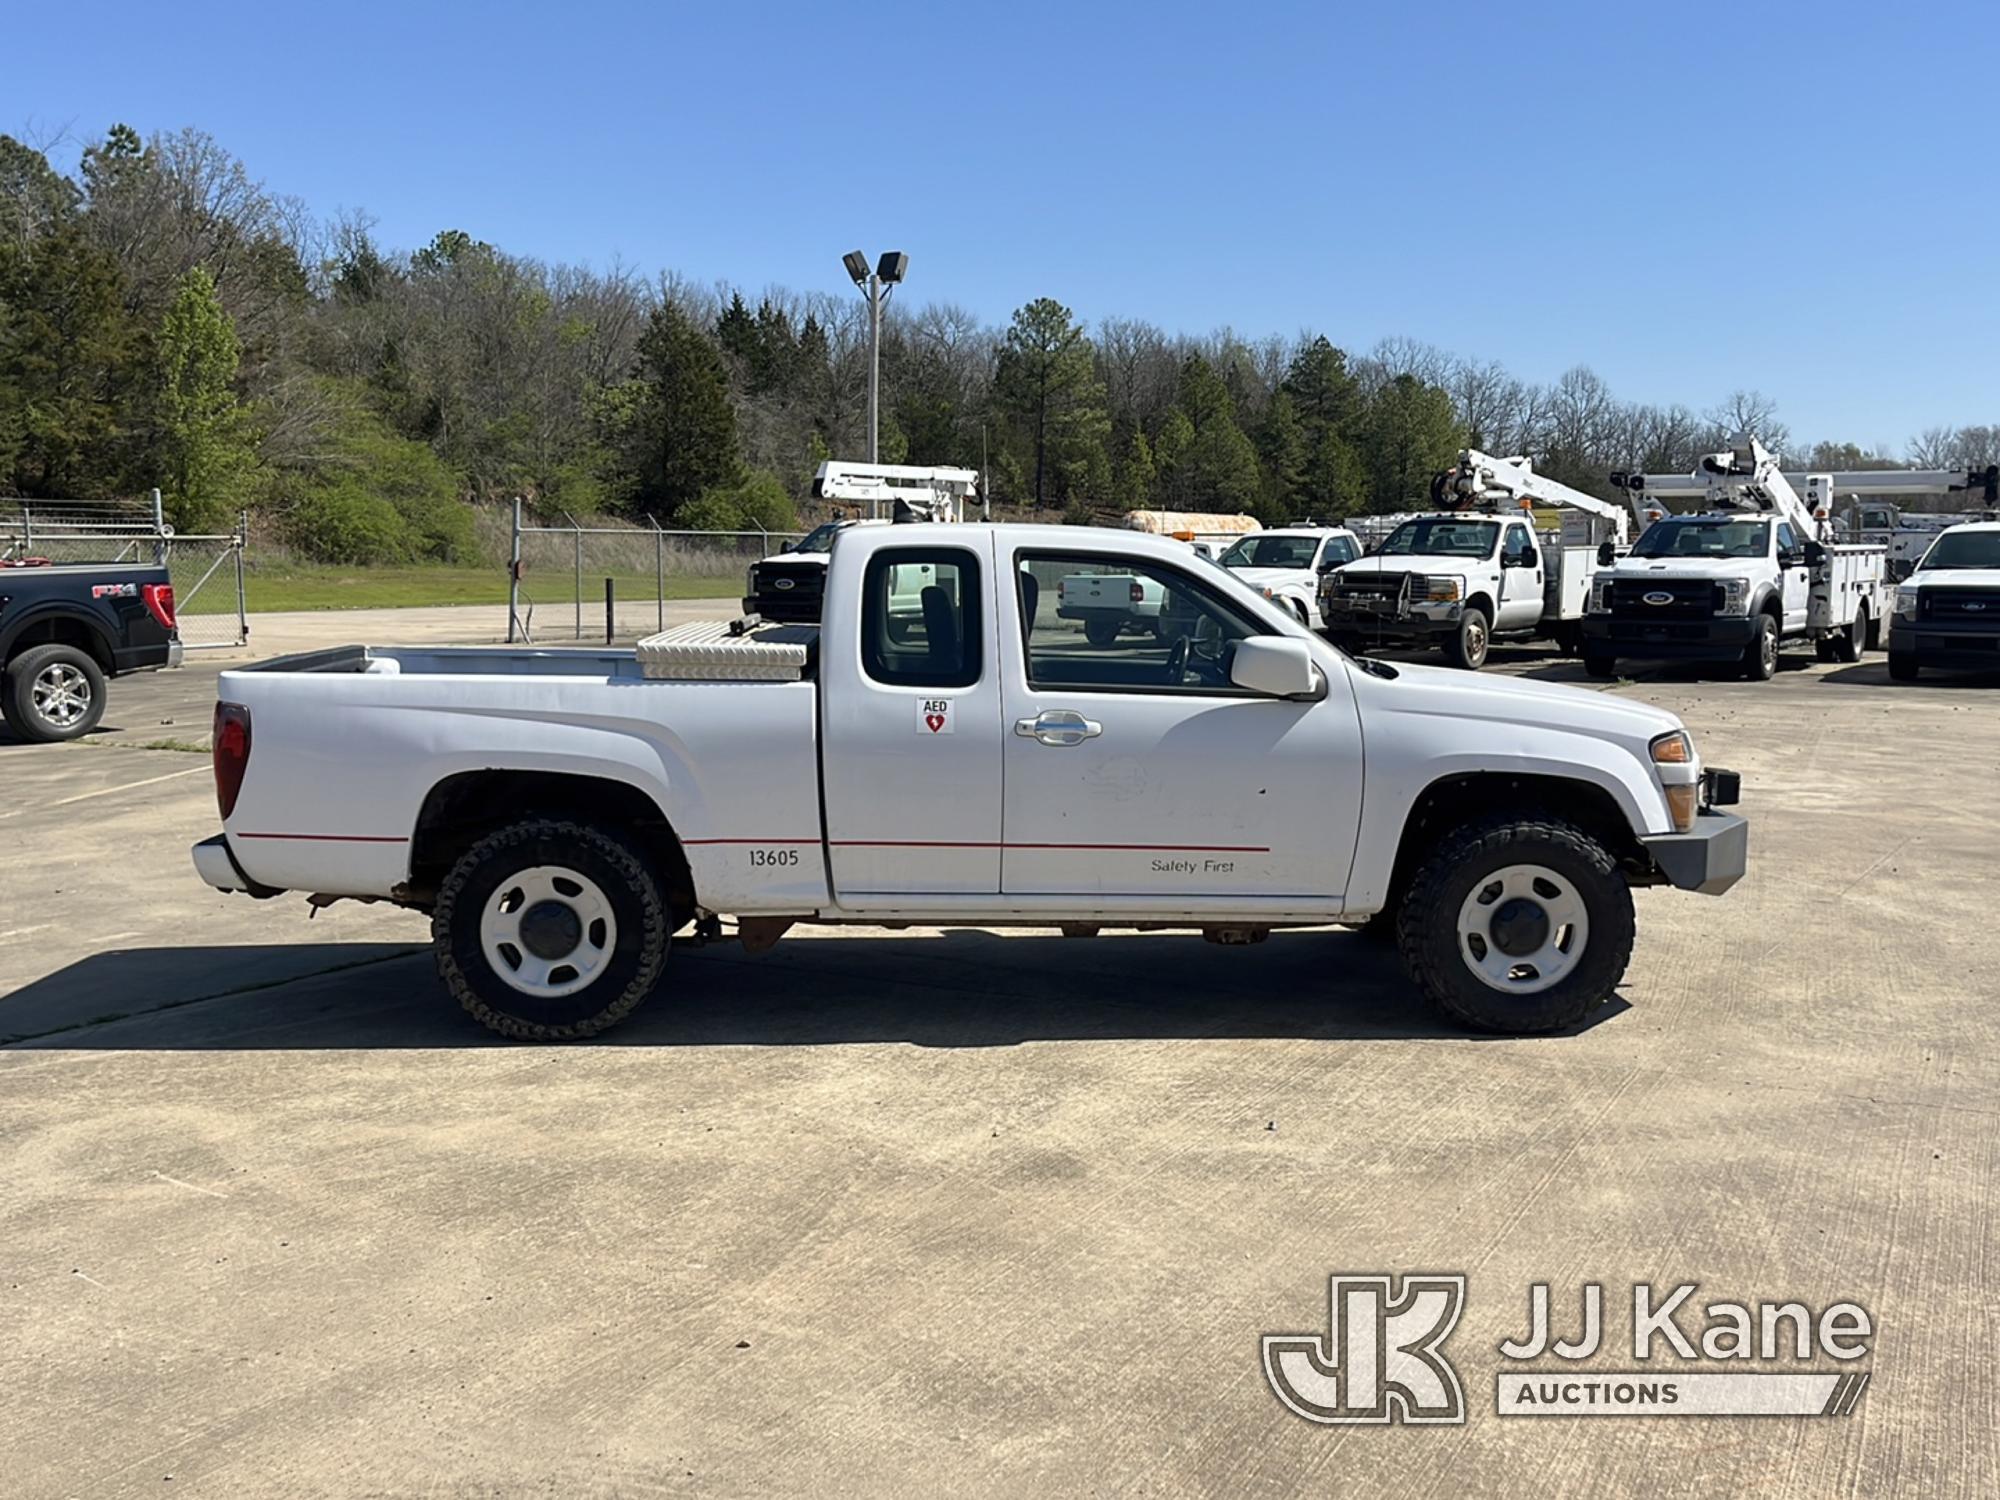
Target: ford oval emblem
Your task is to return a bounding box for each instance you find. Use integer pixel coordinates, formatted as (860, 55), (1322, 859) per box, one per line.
(1966, 601), (1987, 611)
(772, 578), (795, 590)
(1643, 591), (1674, 605)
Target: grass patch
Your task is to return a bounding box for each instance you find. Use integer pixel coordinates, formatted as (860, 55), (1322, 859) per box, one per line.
(179, 566), (739, 614)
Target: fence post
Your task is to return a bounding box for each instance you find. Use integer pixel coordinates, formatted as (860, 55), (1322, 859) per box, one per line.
(572, 516), (583, 641)
(605, 577), (615, 645)
(234, 509), (249, 645)
(507, 496), (523, 644)
(151, 488), (167, 566)
(653, 517), (665, 635)
(21, 503), (30, 555)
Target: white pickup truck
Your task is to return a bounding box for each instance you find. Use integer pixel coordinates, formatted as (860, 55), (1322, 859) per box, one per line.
(192, 524), (1745, 1041)
(1887, 520), (2000, 680)
(1215, 527), (1361, 626)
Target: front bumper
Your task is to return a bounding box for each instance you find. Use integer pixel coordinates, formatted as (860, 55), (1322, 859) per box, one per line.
(1582, 613), (1757, 661)
(1641, 810), (1748, 896)
(1320, 601), (1462, 636)
(192, 834), (285, 898)
(1888, 620), (2000, 667)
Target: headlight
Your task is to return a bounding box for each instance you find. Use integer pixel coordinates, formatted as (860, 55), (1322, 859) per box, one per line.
(1589, 578), (1612, 613)
(1894, 585), (1920, 618)
(1425, 576), (1463, 603)
(1651, 730), (1699, 832)
(1717, 578), (1751, 616)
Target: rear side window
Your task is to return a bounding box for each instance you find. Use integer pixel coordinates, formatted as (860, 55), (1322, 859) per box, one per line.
(860, 548), (982, 688)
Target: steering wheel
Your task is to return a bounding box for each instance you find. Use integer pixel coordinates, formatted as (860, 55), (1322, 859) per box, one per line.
(1163, 634), (1191, 684)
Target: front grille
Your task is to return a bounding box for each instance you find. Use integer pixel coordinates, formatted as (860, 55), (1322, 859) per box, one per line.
(1607, 579), (1720, 620)
(1604, 621), (1715, 642)
(748, 561), (827, 622)
(1330, 572), (1416, 608)
(1921, 588), (2000, 623)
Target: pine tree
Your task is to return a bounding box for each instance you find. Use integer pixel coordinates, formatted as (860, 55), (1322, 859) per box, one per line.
(1256, 390), (1307, 519)
(995, 298), (1108, 506)
(611, 301), (741, 519)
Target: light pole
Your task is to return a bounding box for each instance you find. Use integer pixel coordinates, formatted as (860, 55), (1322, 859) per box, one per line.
(843, 250), (908, 463)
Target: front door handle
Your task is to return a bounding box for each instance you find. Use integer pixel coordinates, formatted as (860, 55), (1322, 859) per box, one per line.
(1015, 709), (1102, 747)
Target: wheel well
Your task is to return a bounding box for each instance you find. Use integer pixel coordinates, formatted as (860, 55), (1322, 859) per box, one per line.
(1464, 593), (1494, 620)
(4, 616), (114, 674)
(406, 770), (696, 922)
(1385, 773), (1650, 909)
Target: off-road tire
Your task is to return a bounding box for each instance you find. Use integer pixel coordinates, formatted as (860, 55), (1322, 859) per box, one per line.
(2, 643), (107, 743)
(433, 818), (669, 1041)
(1445, 605), (1490, 670)
(1084, 618), (1122, 648)
(1395, 813), (1635, 1034)
(1888, 651), (1919, 682)
(1742, 614), (1779, 681)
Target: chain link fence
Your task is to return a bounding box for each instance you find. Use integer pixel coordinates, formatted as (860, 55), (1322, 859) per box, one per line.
(0, 492), (248, 649)
(506, 500), (803, 643)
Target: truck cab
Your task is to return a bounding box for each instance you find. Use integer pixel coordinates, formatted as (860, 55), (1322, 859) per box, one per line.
(1887, 521), (2000, 681)
(1320, 513), (1547, 669)
(1215, 527), (1360, 627)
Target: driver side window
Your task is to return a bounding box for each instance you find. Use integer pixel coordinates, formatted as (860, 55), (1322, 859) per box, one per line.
(1016, 551), (1264, 693)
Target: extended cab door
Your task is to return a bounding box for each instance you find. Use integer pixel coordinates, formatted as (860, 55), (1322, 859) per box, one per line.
(997, 545), (1363, 910)
(818, 531), (1003, 897)
(1497, 522), (1545, 630)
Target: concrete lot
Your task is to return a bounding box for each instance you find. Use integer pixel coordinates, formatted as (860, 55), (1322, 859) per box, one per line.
(1, 621), (1995, 1497)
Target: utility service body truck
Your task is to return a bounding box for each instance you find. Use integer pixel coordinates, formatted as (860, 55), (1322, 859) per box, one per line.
(193, 523), (1745, 1043)
(1319, 450), (1631, 669)
(1886, 520), (2000, 680)
(1594, 437), (1889, 680)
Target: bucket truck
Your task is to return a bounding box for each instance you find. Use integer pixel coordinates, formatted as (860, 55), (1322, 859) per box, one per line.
(1319, 450), (1629, 669)
(744, 462), (980, 624)
(1590, 435), (1890, 680)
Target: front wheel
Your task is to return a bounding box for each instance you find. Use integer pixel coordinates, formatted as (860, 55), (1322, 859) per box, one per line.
(2, 644), (107, 743)
(1444, 606), (1490, 670)
(1888, 651), (1919, 682)
(433, 818), (670, 1040)
(1741, 614), (1779, 681)
(1583, 652), (1617, 680)
(1395, 814), (1635, 1034)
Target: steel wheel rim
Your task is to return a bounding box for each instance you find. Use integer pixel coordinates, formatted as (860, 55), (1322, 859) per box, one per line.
(1761, 623), (1777, 671)
(1465, 616), (1487, 660)
(31, 663), (91, 727)
(479, 865), (617, 999)
(1456, 863), (1589, 995)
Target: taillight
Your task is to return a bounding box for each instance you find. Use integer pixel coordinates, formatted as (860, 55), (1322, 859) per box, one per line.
(143, 582), (177, 631)
(1129, 581), (1144, 603)
(213, 702), (251, 820)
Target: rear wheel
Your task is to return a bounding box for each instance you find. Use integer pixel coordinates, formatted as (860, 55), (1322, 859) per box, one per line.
(2, 644), (107, 743)
(1888, 651), (1919, 682)
(434, 818), (669, 1040)
(1083, 618), (1121, 648)
(1833, 607), (1867, 664)
(1444, 606), (1490, 670)
(1741, 614), (1779, 681)
(1396, 814), (1635, 1034)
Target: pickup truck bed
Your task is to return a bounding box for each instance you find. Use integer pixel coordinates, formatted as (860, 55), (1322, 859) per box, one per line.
(194, 523), (1745, 1042)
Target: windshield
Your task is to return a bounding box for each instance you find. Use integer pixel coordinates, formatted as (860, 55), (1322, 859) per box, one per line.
(1919, 531), (2000, 570)
(1631, 518), (1770, 559)
(1219, 534), (1320, 569)
(789, 523), (843, 556)
(1379, 519), (1498, 558)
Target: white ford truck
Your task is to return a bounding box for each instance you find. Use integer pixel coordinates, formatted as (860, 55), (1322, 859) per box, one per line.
(1887, 520), (2000, 680)
(193, 524), (1745, 1041)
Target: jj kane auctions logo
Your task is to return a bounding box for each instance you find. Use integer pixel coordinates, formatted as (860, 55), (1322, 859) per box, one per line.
(1264, 1275), (1873, 1423)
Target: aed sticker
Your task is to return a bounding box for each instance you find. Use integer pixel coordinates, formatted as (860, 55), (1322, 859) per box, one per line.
(917, 697), (955, 735)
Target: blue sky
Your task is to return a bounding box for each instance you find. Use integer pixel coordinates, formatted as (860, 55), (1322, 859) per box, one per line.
(12, 0), (1997, 449)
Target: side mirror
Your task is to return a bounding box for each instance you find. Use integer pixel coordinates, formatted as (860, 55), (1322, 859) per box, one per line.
(1802, 541), (1826, 568)
(1597, 541), (1616, 567)
(1229, 635), (1322, 698)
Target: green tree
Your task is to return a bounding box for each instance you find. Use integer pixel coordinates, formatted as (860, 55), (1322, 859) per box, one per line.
(154, 265), (256, 530)
(603, 302), (741, 519)
(1168, 356), (1260, 514)
(1282, 336), (1366, 514)
(0, 226), (138, 495)
(0, 136), (79, 247)
(1256, 390), (1307, 518)
(1114, 426), (1155, 510)
(1361, 374), (1462, 512)
(995, 298), (1108, 506)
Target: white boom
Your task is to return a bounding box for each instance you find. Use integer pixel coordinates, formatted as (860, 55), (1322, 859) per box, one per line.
(1435, 449), (1631, 544)
(810, 461), (980, 522)
(1612, 441), (1998, 541)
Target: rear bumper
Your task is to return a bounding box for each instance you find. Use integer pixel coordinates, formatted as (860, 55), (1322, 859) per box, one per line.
(1641, 811), (1748, 896)
(167, 639), (184, 668)
(192, 834), (285, 899)
(1888, 621), (2000, 666)
(1583, 614), (1755, 660)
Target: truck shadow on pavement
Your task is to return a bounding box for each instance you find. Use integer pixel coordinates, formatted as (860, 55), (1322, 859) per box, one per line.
(3, 930), (1629, 1050)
